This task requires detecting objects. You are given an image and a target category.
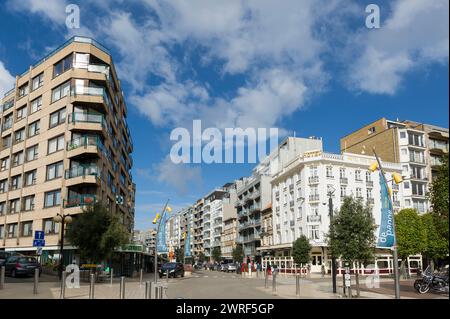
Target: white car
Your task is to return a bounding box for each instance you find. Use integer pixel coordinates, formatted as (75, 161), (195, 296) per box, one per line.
(227, 263), (237, 273)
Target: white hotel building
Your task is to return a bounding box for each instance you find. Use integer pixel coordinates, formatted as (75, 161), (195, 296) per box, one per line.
(265, 150), (404, 273)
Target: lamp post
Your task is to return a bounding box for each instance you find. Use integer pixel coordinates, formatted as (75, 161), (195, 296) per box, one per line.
(153, 199), (170, 284)
(326, 185), (337, 294)
(370, 149), (402, 299)
(53, 213), (73, 280)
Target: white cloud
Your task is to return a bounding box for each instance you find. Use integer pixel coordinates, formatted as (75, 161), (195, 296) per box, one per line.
(348, 0), (449, 95)
(8, 0), (69, 24)
(0, 61), (15, 97)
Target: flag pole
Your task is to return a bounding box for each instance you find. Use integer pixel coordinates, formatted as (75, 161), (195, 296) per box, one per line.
(373, 148), (400, 299)
(154, 199), (170, 284)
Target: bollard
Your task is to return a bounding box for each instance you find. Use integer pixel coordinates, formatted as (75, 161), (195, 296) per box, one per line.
(296, 274), (300, 297)
(149, 281), (154, 299)
(272, 272), (277, 295)
(166, 270), (169, 283)
(159, 286), (164, 299)
(0, 266), (5, 290)
(140, 269), (143, 286)
(89, 273), (95, 299)
(348, 285), (352, 299)
(60, 271), (66, 299)
(264, 269), (268, 289)
(154, 284), (159, 299)
(110, 268), (114, 286)
(145, 281), (150, 299)
(342, 274), (346, 297)
(33, 268), (39, 294)
(119, 276), (125, 299)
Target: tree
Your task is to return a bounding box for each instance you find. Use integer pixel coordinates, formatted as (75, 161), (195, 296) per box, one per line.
(197, 252), (206, 263)
(175, 247), (184, 263)
(232, 244), (244, 263)
(421, 213), (448, 270)
(66, 203), (130, 264)
(395, 209), (427, 278)
(211, 246), (222, 263)
(292, 235), (311, 276)
(428, 153), (449, 248)
(328, 197), (377, 297)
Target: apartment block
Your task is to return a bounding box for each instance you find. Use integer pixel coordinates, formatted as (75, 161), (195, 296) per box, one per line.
(192, 199), (204, 258)
(0, 37), (135, 262)
(269, 150), (403, 272)
(341, 118), (449, 213)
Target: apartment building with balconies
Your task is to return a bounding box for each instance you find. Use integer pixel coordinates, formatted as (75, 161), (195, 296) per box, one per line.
(340, 118), (448, 213)
(269, 150), (403, 273)
(0, 37), (135, 262)
(192, 198), (204, 258)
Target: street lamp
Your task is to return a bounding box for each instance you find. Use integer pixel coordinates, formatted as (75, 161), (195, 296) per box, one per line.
(326, 185), (337, 294)
(53, 213), (73, 280)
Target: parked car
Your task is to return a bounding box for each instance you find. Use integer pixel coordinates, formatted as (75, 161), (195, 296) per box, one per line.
(227, 263), (237, 273)
(0, 251), (24, 267)
(220, 264), (228, 272)
(159, 262), (185, 278)
(5, 256), (42, 277)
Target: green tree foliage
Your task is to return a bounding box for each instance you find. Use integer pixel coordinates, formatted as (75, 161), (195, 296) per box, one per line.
(211, 246), (222, 262)
(197, 252), (206, 263)
(232, 244), (244, 262)
(428, 153), (449, 241)
(328, 197), (377, 295)
(421, 213), (449, 266)
(66, 203), (130, 263)
(292, 235), (311, 266)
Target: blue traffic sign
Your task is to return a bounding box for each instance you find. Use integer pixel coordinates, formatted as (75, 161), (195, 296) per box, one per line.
(33, 239), (45, 247)
(34, 231), (45, 240)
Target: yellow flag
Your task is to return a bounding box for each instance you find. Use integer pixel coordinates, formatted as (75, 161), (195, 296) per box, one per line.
(166, 206), (172, 213)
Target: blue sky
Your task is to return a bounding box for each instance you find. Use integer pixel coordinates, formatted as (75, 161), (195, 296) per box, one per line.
(0, 0), (448, 231)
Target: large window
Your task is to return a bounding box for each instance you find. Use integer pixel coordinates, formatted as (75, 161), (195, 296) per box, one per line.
(7, 223), (18, 238)
(44, 189), (61, 207)
(32, 73), (44, 91)
(0, 202), (5, 216)
(16, 105), (27, 121)
(1, 157), (9, 171)
(26, 145), (39, 161)
(21, 221), (33, 237)
(0, 179), (7, 193)
(30, 96), (42, 113)
(24, 169), (37, 186)
(51, 80), (71, 102)
(46, 161), (63, 180)
(49, 108), (66, 128)
(23, 196), (35, 212)
(0, 225), (3, 238)
(308, 225), (320, 240)
(12, 151), (24, 167)
(14, 128), (25, 144)
(53, 54), (73, 78)
(9, 198), (20, 214)
(28, 120), (40, 137)
(11, 175), (22, 190)
(47, 135), (65, 154)
(18, 83), (29, 98)
(44, 218), (59, 234)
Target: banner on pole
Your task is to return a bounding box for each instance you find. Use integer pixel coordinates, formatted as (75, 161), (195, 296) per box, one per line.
(157, 213), (168, 253)
(377, 171), (395, 248)
(185, 227), (191, 257)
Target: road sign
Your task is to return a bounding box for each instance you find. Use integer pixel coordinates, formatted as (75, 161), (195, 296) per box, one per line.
(344, 274), (351, 287)
(34, 231), (45, 240)
(36, 247), (43, 255)
(33, 239), (45, 247)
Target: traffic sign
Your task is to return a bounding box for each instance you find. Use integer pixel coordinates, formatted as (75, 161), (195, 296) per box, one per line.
(36, 247), (43, 255)
(33, 239), (45, 247)
(34, 231), (45, 240)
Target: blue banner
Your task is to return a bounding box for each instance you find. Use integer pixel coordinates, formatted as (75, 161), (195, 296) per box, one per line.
(157, 212), (168, 253)
(185, 226), (191, 257)
(377, 171), (395, 248)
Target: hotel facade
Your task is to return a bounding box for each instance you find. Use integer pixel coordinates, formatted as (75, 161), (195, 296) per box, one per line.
(0, 37), (135, 264)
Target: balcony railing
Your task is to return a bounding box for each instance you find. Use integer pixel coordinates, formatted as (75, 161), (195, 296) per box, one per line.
(309, 194), (320, 202)
(307, 215), (321, 223)
(65, 165), (100, 179)
(69, 112), (106, 127)
(308, 176), (319, 184)
(366, 180), (374, 187)
(64, 194), (97, 208)
(340, 177), (348, 184)
(67, 135), (104, 151)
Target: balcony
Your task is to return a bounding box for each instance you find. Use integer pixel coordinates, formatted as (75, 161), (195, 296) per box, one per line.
(409, 156), (427, 166)
(307, 215), (321, 223)
(71, 86), (113, 111)
(66, 135), (105, 158)
(366, 180), (374, 187)
(340, 177), (348, 184)
(68, 112), (106, 133)
(65, 165), (101, 187)
(309, 194), (320, 202)
(308, 176), (319, 184)
(63, 194), (97, 208)
(393, 200), (401, 207)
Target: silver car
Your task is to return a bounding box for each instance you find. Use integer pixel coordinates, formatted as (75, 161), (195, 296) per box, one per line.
(227, 263), (237, 273)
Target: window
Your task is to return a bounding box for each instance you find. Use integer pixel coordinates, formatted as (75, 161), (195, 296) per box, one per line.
(309, 166), (318, 177)
(0, 225), (3, 239)
(355, 170), (362, 181)
(308, 225), (320, 240)
(21, 221), (33, 237)
(49, 108), (66, 128)
(366, 188), (373, 199)
(44, 189), (61, 207)
(404, 181), (410, 189)
(11, 175), (22, 190)
(0, 179), (8, 193)
(339, 168), (346, 178)
(326, 166), (333, 178)
(30, 96), (42, 113)
(409, 134), (424, 147)
(46, 161), (63, 180)
(44, 218), (60, 234)
(18, 83), (29, 98)
(1, 157), (9, 171)
(12, 151), (24, 167)
(400, 132), (406, 139)
(47, 135), (65, 154)
(32, 73), (44, 90)
(3, 114), (13, 130)
(365, 171), (372, 182)
(24, 169), (37, 186)
(23, 196), (35, 212)
(53, 54), (73, 78)
(9, 198), (20, 214)
(368, 127), (376, 135)
(401, 148), (408, 155)
(26, 145), (39, 161)
(7, 223), (18, 238)
(340, 186), (346, 198)
(28, 120), (40, 137)
(0, 202), (5, 216)
(356, 187), (362, 198)
(51, 80), (71, 102)
(16, 105), (27, 121)
(14, 128), (25, 144)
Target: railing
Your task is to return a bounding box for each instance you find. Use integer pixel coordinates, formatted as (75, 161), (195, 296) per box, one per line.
(366, 180), (374, 187)
(67, 135), (104, 151)
(307, 215), (321, 223)
(393, 201), (401, 207)
(309, 194), (320, 201)
(64, 194), (97, 208)
(340, 177), (348, 184)
(2, 99), (14, 111)
(65, 165), (100, 179)
(69, 112), (106, 127)
(3, 88), (15, 98)
(308, 176), (319, 184)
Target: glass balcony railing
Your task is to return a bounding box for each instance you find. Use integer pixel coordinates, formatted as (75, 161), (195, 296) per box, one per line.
(71, 86), (113, 110)
(69, 112), (106, 127)
(67, 135), (104, 151)
(64, 194), (97, 208)
(65, 165), (100, 179)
